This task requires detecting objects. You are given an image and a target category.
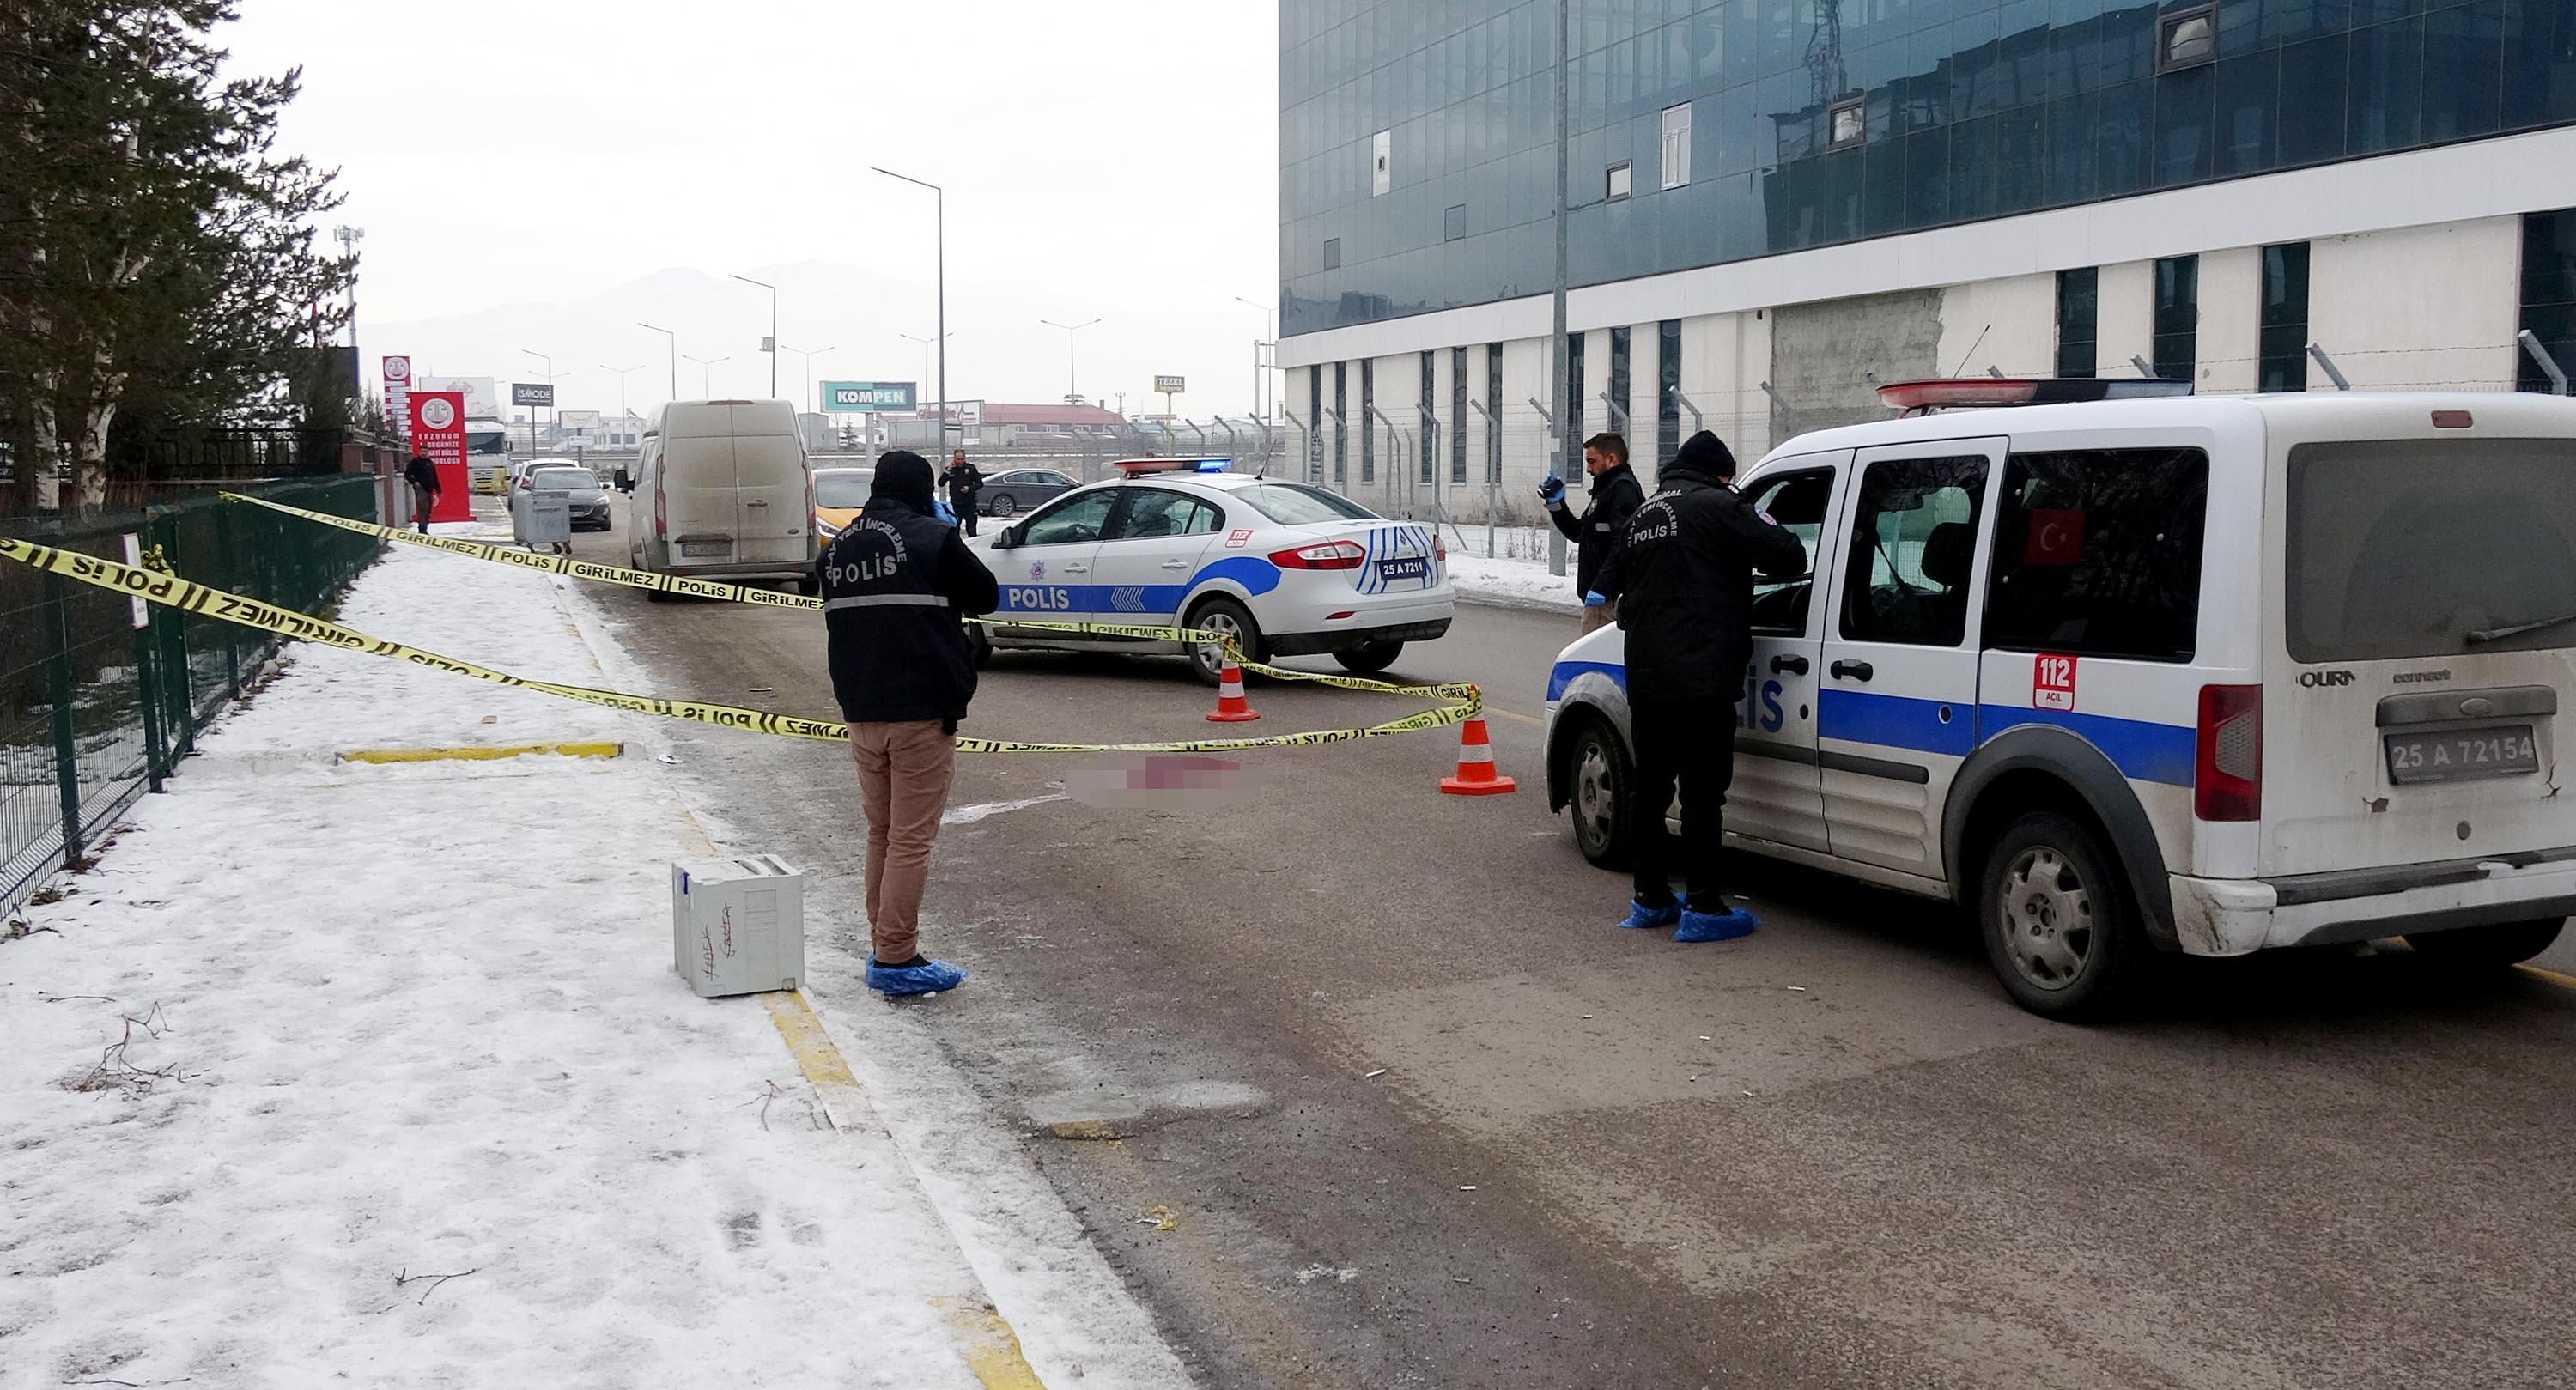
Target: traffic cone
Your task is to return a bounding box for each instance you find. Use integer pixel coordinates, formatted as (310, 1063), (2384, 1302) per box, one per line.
(1438, 714), (1517, 795)
(1206, 659), (1261, 722)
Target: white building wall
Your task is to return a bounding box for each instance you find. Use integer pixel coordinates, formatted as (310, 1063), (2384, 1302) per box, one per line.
(2098, 260), (2157, 379)
(2196, 246), (2265, 395)
(2308, 216), (2524, 392)
(1938, 272), (2057, 379)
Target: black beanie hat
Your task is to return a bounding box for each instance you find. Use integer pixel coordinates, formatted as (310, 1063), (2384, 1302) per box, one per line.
(870, 450), (937, 512)
(1670, 429), (1738, 481)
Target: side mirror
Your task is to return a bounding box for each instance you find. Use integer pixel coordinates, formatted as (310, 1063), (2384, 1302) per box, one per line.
(990, 526), (1020, 551)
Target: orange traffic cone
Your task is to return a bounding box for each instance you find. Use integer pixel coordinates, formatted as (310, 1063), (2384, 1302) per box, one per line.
(1438, 714), (1517, 795)
(1206, 659), (1261, 722)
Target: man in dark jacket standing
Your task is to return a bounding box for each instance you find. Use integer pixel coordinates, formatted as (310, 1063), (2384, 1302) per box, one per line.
(944, 448), (984, 537)
(1539, 433), (1644, 633)
(402, 454), (440, 534)
(817, 451), (1001, 995)
(1592, 430), (1808, 943)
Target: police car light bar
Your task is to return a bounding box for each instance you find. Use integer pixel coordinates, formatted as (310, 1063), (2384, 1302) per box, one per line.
(1875, 378), (2195, 412)
(1111, 458), (1236, 476)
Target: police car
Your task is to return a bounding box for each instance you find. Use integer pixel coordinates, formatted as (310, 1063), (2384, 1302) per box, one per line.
(980, 458), (1453, 683)
(1546, 379), (2576, 1018)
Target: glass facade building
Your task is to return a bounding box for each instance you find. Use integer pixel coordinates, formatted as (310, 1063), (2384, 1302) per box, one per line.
(1281, 0), (2576, 338)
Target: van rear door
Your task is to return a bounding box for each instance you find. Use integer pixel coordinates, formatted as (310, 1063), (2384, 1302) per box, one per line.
(2267, 426), (2576, 877)
(726, 402), (810, 565)
(659, 406), (740, 562)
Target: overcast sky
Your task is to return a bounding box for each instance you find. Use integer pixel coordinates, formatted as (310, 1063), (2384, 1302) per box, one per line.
(224, 1), (1279, 422)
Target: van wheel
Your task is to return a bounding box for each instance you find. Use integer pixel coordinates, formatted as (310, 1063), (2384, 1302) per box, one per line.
(1564, 715), (1634, 870)
(2404, 918), (2565, 968)
(794, 571), (819, 598)
(1334, 641), (1403, 674)
(1979, 811), (2143, 1021)
(1184, 597), (1265, 687)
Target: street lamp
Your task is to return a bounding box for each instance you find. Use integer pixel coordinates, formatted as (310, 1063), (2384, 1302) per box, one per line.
(898, 331), (951, 395)
(1234, 296), (1277, 423)
(729, 273), (779, 397)
(778, 343), (835, 416)
(872, 166), (947, 447)
(638, 322), (677, 399)
(1038, 317), (1101, 405)
(683, 353), (732, 397)
(520, 349), (556, 453)
(599, 363), (644, 417)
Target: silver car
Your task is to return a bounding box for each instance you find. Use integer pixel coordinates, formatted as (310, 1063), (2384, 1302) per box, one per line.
(522, 464), (612, 531)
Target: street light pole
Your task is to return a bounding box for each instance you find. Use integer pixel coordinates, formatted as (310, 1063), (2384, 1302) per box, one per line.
(519, 349), (556, 453)
(638, 323), (677, 400)
(730, 274), (779, 397)
(1234, 296), (1275, 422)
(599, 364), (643, 418)
(778, 343), (835, 416)
(1038, 317), (1101, 404)
(872, 167), (946, 451)
(683, 354), (731, 398)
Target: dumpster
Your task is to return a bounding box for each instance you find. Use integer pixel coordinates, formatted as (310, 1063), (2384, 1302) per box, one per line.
(512, 487), (572, 554)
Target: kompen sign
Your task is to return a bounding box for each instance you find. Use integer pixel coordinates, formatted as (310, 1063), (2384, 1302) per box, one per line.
(821, 380), (917, 412)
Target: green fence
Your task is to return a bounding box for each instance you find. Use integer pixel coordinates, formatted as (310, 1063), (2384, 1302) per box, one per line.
(3, 476), (381, 909)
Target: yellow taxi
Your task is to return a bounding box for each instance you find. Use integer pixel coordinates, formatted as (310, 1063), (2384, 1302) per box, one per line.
(811, 465), (873, 543)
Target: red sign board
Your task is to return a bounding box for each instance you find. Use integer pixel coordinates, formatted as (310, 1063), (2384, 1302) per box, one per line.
(382, 355), (412, 445)
(2034, 653), (2078, 712)
(408, 391), (475, 523)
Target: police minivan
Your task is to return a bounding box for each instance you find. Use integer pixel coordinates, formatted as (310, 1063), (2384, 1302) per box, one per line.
(1544, 380), (2576, 1018)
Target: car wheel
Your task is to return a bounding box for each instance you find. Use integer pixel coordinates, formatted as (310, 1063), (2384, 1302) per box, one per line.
(794, 571), (819, 598)
(1979, 810), (2144, 1021)
(1564, 715), (1634, 870)
(987, 493), (1017, 518)
(2404, 918), (2565, 968)
(1333, 641), (1403, 675)
(1185, 596), (1265, 687)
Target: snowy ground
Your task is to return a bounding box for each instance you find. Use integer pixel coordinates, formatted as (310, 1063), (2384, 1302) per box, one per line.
(0, 528), (1192, 1389)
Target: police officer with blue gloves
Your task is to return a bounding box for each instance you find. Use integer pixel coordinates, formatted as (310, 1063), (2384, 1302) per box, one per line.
(1540, 433), (1645, 634)
(1589, 430), (1807, 944)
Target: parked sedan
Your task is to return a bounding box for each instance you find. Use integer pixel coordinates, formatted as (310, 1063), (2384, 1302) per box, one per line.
(978, 468), (1077, 518)
(522, 464), (612, 531)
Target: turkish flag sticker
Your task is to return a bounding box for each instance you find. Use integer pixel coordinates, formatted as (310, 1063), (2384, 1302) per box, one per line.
(2026, 508), (2085, 566)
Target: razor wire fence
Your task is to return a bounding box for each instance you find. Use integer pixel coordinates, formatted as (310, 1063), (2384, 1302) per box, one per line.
(3, 475), (381, 911)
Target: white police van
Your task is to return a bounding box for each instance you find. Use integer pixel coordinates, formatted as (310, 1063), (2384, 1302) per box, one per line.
(1545, 379), (2576, 1017)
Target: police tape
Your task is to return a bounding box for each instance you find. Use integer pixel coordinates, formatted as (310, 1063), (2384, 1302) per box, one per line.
(0, 534), (1481, 754)
(223, 490), (1478, 707)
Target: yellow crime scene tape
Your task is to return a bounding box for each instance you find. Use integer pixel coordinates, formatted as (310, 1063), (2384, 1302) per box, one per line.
(219, 490), (1484, 712)
(0, 534), (1478, 755)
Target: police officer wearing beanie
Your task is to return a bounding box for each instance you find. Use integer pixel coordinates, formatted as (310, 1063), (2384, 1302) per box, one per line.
(817, 450), (1000, 995)
(1590, 430), (1807, 943)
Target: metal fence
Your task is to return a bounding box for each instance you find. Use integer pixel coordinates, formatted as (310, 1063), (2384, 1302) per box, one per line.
(2, 475), (380, 910)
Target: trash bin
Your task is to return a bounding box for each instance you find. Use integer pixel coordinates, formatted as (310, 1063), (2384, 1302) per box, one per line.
(512, 487), (572, 554)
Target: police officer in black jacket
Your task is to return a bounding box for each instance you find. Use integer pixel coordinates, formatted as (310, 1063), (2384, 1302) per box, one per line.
(817, 451), (1001, 996)
(1591, 429), (1808, 943)
(1539, 433), (1645, 633)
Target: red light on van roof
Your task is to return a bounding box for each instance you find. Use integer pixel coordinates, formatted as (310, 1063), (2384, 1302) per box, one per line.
(2432, 410), (2474, 428)
(1874, 377), (2196, 412)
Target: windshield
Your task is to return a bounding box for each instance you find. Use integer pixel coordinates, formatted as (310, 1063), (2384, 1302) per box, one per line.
(814, 471), (871, 508)
(529, 468), (596, 490)
(2287, 438), (2576, 661)
(1234, 483), (1378, 526)
(465, 428), (508, 457)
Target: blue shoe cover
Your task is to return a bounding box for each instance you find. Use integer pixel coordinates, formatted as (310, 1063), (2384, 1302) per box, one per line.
(1674, 907), (1759, 943)
(866, 956), (969, 996)
(1617, 899), (1681, 931)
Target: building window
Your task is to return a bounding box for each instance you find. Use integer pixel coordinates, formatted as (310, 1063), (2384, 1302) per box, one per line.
(1322, 237), (1340, 270)
(1359, 358), (1375, 483)
(2157, 3), (2218, 74)
(1606, 161), (1632, 202)
(1660, 103), (1692, 190)
(2057, 268), (2099, 379)
(2153, 255), (2199, 383)
(1308, 367), (1324, 483)
(1485, 343), (1504, 486)
(1608, 326), (1632, 440)
(1371, 129), (1391, 197)
(1657, 319), (1682, 464)
(2521, 209), (2576, 394)
(2259, 243), (2312, 393)
(1451, 346), (1468, 484)
(1444, 203), (1467, 243)
(1564, 332), (1585, 473)
(1332, 361), (1346, 484)
(1419, 350), (1437, 485)
(1828, 96), (1866, 149)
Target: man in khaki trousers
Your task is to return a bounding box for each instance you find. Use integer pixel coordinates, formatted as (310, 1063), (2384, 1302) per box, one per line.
(815, 451), (999, 996)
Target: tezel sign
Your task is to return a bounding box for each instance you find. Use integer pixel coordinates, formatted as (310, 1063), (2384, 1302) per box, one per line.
(1154, 374), (1187, 394)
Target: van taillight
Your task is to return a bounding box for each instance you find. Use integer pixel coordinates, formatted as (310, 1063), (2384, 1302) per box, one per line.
(2195, 684), (2263, 822)
(653, 479), (666, 537)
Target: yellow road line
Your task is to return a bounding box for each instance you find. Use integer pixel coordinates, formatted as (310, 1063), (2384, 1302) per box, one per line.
(2517, 963), (2576, 990)
(1484, 706), (1544, 727)
(759, 990), (1050, 1390)
(335, 741), (623, 764)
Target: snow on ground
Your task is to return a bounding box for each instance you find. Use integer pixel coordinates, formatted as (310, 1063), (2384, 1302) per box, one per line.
(0, 529), (1190, 1389)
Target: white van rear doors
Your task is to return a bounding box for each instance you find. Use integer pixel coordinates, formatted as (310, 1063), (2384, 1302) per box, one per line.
(727, 404), (809, 565)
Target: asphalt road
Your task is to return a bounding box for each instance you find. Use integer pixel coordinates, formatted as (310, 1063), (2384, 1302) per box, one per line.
(569, 502), (2574, 1390)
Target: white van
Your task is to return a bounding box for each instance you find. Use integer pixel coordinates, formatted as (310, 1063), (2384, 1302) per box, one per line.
(1544, 381), (2576, 1018)
(629, 399), (816, 595)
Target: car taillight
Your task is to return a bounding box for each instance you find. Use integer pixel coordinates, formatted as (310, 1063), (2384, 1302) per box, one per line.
(1432, 532), (1447, 563)
(2195, 684), (2262, 822)
(1270, 539), (1366, 570)
(653, 479), (666, 537)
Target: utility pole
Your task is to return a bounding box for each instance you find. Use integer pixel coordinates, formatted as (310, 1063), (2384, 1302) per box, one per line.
(1547, 0), (1571, 579)
(874, 167), (948, 452)
(639, 323), (677, 400)
(600, 364), (643, 418)
(1039, 317), (1101, 405)
(731, 274), (780, 397)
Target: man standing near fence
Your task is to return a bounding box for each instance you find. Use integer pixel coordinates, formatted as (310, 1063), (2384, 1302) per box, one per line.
(1537, 433), (1643, 634)
(402, 454), (439, 534)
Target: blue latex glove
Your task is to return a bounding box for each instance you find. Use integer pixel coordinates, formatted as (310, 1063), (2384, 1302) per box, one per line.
(1582, 590), (1609, 608)
(932, 496), (959, 527)
(1536, 473), (1567, 509)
